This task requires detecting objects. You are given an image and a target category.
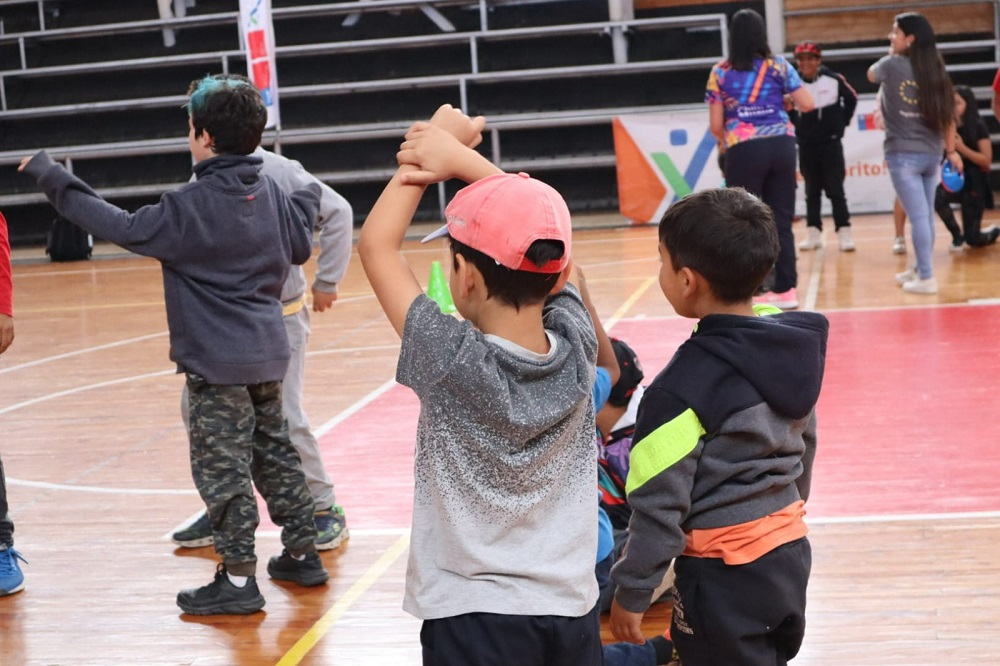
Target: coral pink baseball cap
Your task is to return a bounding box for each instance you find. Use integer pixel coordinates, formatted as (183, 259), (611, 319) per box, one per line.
(421, 172), (571, 273)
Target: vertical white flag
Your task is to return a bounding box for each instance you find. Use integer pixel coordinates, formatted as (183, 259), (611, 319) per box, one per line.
(239, 0), (280, 128)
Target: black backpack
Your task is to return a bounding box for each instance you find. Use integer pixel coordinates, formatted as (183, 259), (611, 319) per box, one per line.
(46, 217), (93, 262)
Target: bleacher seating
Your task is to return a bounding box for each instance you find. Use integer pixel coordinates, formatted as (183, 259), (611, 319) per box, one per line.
(0, 1), (732, 243)
(0, 0), (998, 245)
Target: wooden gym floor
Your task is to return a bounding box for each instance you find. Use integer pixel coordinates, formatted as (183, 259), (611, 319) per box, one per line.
(2, 210), (999, 664)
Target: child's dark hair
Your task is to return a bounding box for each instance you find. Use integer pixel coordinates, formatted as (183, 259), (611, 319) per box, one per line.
(450, 239), (563, 310)
(658, 188), (778, 302)
(186, 74), (266, 155)
(953, 85), (979, 131)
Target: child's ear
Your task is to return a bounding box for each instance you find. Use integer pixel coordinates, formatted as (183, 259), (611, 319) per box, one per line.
(679, 266), (699, 298)
(549, 258), (573, 295)
(199, 129), (216, 153)
(454, 253), (477, 298)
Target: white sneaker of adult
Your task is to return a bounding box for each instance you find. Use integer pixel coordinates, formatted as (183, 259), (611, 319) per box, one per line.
(902, 277), (938, 294)
(798, 227), (823, 251)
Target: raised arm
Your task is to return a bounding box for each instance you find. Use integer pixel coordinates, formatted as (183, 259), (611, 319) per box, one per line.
(359, 107), (494, 336)
(575, 265), (619, 388)
(357, 170), (427, 337)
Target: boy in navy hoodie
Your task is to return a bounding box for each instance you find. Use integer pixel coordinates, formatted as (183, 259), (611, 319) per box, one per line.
(19, 74), (329, 615)
(609, 188), (828, 665)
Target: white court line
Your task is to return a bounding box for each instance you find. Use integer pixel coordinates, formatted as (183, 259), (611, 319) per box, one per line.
(0, 368), (176, 416)
(0, 332), (169, 375)
(11, 264), (159, 278)
(305, 343), (399, 359)
(162, 376), (400, 538)
(314, 377), (397, 438)
(802, 242), (824, 312)
(810, 510), (1000, 525)
(607, 298), (1000, 325)
(256, 527), (410, 539)
(8, 478), (198, 495)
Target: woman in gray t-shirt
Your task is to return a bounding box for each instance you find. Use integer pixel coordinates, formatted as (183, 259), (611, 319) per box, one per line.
(868, 12), (959, 295)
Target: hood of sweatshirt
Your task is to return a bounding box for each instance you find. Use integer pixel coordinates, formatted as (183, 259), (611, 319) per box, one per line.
(192, 154), (264, 192)
(685, 311), (828, 420)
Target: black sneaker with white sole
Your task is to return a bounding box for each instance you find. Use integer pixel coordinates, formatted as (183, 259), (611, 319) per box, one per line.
(267, 550), (329, 587)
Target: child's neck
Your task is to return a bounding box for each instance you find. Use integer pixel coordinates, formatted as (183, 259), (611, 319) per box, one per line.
(474, 302), (550, 354)
(693, 300), (757, 319)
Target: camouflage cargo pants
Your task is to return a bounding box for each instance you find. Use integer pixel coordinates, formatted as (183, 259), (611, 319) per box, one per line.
(186, 373), (316, 575)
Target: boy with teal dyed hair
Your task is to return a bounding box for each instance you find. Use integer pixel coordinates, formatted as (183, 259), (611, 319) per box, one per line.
(609, 187), (828, 665)
(20, 74), (328, 615)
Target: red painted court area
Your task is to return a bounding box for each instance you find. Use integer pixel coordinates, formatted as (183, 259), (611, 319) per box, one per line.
(313, 304), (1000, 531)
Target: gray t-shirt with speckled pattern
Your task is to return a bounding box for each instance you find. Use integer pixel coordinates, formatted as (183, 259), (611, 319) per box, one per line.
(396, 286), (600, 620)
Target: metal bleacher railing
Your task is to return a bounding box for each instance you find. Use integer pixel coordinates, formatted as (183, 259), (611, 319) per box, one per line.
(2, 0), (998, 213)
(0, 8), (731, 210)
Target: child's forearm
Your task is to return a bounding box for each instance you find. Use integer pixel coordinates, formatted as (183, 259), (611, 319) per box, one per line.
(577, 269), (619, 386)
(359, 167), (425, 257)
(358, 166), (429, 336)
(452, 147), (503, 185)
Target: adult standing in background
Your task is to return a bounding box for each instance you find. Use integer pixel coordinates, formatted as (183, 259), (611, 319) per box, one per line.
(790, 41), (859, 253)
(706, 9), (815, 311)
(868, 12), (958, 295)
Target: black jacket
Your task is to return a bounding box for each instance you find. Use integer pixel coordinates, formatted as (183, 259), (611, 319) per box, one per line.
(791, 65), (858, 144)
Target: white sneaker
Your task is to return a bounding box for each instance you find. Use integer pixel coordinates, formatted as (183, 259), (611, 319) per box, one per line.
(902, 277), (938, 294)
(798, 228), (823, 251)
(949, 241), (966, 253)
(837, 227), (855, 252)
(892, 236), (906, 255)
(895, 268), (918, 286)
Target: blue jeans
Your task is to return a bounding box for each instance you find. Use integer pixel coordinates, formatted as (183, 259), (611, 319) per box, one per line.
(886, 151), (940, 279)
(603, 640), (658, 666)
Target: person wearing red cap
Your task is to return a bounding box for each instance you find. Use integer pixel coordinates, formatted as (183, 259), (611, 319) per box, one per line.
(359, 105), (603, 665)
(790, 41), (859, 253)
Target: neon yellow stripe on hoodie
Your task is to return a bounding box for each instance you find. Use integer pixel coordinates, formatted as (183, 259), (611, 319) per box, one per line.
(626, 408), (706, 495)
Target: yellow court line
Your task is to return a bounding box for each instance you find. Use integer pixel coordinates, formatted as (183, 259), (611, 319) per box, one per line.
(604, 276), (658, 331)
(276, 532), (411, 666)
